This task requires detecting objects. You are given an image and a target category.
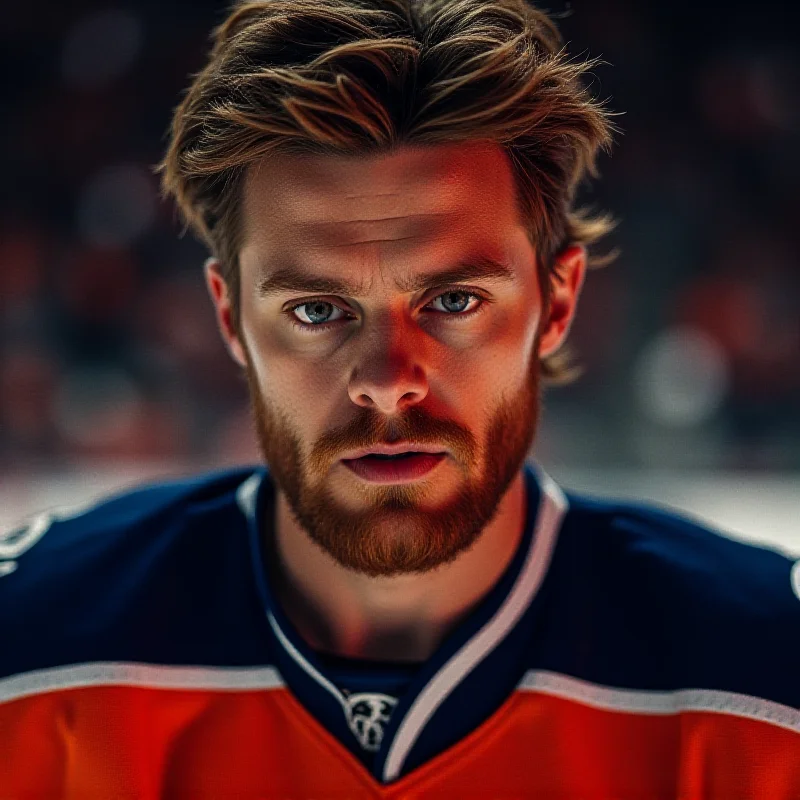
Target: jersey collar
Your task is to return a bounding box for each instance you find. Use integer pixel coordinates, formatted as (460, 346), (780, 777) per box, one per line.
(240, 460), (568, 783)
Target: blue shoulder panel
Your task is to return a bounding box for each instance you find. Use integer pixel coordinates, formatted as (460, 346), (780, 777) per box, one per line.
(534, 493), (800, 709)
(0, 467), (275, 679)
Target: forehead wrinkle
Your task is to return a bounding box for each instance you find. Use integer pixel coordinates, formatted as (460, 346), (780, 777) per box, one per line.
(295, 210), (461, 248)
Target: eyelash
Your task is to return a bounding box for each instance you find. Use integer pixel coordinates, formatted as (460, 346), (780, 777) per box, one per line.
(284, 286), (491, 334)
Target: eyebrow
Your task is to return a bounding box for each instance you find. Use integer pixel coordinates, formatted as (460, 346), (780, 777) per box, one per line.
(256, 253), (517, 298)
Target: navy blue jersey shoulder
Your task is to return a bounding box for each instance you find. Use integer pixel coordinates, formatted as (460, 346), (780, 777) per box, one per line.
(0, 468), (275, 681)
(534, 491), (800, 709)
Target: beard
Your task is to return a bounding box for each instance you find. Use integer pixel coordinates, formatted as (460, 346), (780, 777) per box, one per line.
(243, 335), (542, 578)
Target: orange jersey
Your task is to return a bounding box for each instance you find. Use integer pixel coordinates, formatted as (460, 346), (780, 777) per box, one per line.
(1, 463), (799, 798)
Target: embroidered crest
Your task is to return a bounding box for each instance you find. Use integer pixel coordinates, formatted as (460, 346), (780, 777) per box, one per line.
(343, 692), (398, 752)
(1, 495), (106, 578)
(0, 512), (54, 578)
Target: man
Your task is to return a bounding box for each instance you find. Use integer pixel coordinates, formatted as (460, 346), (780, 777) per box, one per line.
(2, 0), (798, 796)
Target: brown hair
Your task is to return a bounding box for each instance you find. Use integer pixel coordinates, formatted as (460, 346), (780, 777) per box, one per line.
(159, 0), (617, 383)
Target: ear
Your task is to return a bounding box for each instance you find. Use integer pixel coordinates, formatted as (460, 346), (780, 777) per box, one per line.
(538, 244), (587, 359)
(204, 257), (247, 369)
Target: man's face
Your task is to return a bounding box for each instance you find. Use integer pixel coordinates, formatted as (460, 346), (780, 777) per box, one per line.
(211, 140), (576, 577)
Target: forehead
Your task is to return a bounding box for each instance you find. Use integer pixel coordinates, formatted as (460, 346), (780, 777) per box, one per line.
(240, 140), (523, 255)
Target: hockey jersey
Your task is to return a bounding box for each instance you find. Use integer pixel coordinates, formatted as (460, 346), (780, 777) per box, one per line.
(1, 462), (799, 798)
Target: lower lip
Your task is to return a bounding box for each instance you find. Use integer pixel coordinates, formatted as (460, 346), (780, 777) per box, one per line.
(341, 453), (447, 483)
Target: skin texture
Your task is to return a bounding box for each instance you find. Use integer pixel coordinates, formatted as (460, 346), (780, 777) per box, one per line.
(206, 139), (586, 661)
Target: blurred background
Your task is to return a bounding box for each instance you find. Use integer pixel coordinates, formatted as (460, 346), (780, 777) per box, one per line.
(1, 0), (798, 554)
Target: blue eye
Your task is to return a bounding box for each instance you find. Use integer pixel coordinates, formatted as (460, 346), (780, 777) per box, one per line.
(289, 299), (349, 329)
(285, 287), (491, 334)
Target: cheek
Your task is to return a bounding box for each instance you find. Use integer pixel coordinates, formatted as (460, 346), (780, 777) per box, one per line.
(241, 320), (339, 410)
(481, 301), (541, 370)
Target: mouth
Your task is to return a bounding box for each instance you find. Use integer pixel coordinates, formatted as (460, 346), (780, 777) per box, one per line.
(340, 443), (448, 461)
(356, 452), (423, 461)
(341, 451), (447, 483)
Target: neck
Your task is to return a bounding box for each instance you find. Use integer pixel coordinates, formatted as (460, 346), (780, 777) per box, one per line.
(267, 469), (527, 663)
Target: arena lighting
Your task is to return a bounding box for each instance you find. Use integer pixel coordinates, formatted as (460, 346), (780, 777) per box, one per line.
(634, 325), (730, 428)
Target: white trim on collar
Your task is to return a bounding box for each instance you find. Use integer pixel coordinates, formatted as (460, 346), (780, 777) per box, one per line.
(236, 472), (263, 523)
(790, 559), (800, 604)
(239, 472), (352, 714)
(265, 608), (349, 712)
(382, 466), (568, 782)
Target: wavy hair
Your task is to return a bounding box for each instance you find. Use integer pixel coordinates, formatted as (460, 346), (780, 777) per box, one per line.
(159, 0), (617, 383)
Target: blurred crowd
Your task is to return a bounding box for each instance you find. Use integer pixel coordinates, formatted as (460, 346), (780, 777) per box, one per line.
(1, 0), (798, 476)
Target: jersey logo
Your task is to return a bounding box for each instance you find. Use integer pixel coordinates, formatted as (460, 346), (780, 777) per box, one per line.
(0, 512), (55, 578)
(1, 494), (104, 578)
(791, 559), (800, 604)
(343, 691), (398, 752)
